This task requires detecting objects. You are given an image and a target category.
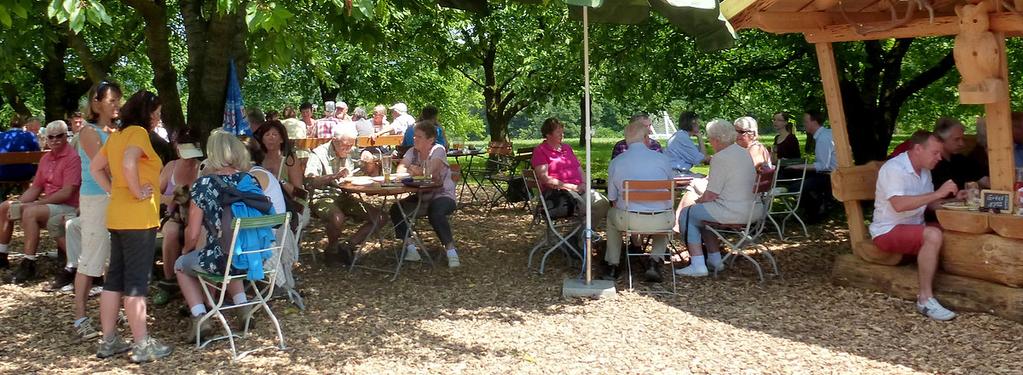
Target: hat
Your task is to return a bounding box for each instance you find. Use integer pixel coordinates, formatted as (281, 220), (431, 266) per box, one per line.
(390, 103), (408, 113)
(177, 142), (203, 159)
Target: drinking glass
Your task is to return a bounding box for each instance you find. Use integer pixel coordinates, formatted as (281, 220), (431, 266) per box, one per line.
(381, 155), (392, 182)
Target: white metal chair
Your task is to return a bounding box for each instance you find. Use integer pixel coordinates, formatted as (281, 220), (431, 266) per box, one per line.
(620, 179), (678, 293)
(767, 158), (809, 240)
(195, 213), (290, 360)
(702, 169), (779, 282)
(523, 169), (583, 274)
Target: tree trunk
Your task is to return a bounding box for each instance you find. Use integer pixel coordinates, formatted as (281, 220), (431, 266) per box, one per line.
(40, 37), (71, 122)
(125, 0), (186, 134)
(180, 0), (249, 139)
(836, 41), (955, 164)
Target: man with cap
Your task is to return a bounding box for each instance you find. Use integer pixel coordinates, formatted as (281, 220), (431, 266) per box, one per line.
(388, 103), (416, 136)
(335, 101), (351, 122)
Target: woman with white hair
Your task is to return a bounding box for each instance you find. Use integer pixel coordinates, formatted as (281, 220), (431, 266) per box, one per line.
(734, 116), (773, 172)
(675, 119), (758, 277)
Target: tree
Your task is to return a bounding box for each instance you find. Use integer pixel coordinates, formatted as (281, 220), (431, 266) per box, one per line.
(428, 2), (581, 143)
(836, 38), (956, 163)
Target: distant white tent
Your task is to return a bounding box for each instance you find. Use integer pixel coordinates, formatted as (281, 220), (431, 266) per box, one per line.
(649, 111), (677, 141)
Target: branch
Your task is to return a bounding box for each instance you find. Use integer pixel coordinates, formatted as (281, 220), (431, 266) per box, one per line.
(0, 82), (31, 116)
(455, 67), (484, 88)
(498, 91), (517, 112)
(888, 51), (955, 107)
(496, 70), (522, 96)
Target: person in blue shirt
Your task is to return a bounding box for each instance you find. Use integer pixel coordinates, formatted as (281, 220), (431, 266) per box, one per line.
(0, 115), (42, 181)
(399, 105), (447, 157)
(664, 111), (708, 175)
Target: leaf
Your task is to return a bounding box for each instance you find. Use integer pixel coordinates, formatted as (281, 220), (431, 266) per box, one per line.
(0, 6), (10, 28)
(89, 0), (111, 25)
(70, 12), (86, 34)
(62, 0), (75, 13)
(47, 0), (61, 18)
(11, 1), (27, 19)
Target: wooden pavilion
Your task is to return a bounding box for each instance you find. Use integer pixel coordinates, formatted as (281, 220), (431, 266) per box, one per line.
(721, 0), (1023, 321)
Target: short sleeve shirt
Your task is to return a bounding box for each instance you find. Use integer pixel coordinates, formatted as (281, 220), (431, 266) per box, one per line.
(611, 139), (662, 160)
(702, 144), (757, 223)
(312, 117), (339, 139)
(101, 125), (162, 229)
(869, 152), (933, 238)
(531, 142), (582, 190)
(403, 144), (456, 201)
(32, 144), (82, 207)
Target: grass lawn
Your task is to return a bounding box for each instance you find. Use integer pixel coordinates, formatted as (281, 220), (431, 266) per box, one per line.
(465, 133), (912, 180)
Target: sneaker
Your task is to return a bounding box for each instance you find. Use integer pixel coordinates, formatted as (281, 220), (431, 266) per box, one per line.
(46, 267), (76, 292)
(916, 297), (956, 321)
(0, 253), (8, 269)
(96, 334), (131, 358)
(403, 244), (421, 261)
(74, 317), (101, 342)
(129, 335), (173, 363)
(447, 253), (460, 268)
(11, 259), (37, 284)
(674, 264), (709, 277)
(186, 316), (213, 344)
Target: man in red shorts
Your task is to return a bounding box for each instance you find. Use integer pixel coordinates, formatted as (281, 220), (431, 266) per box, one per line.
(870, 130), (964, 321)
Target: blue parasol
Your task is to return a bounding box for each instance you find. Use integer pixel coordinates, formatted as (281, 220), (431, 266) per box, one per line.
(222, 59), (252, 137)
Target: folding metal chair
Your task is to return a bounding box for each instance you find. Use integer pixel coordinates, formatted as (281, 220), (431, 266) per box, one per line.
(767, 158), (809, 240)
(703, 174), (779, 283)
(195, 213), (290, 360)
(620, 179), (678, 293)
(523, 169), (583, 274)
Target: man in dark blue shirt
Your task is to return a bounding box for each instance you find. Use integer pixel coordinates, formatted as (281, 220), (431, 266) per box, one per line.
(0, 115), (42, 181)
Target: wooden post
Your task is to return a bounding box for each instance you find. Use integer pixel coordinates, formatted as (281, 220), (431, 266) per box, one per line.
(984, 34), (1014, 191)
(814, 42), (866, 244)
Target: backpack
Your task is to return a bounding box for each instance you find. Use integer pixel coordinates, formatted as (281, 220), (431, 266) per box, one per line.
(207, 174), (274, 271)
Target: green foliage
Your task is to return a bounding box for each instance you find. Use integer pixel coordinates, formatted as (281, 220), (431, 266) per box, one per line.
(46, 0), (111, 33)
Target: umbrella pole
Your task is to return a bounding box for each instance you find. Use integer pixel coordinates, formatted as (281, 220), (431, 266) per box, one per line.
(562, 5), (614, 299)
(582, 5), (593, 286)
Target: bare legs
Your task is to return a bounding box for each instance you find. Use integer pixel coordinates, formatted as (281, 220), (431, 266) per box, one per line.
(916, 226), (943, 303)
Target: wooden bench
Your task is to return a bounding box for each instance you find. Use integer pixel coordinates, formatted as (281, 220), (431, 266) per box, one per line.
(0, 151), (47, 198)
(830, 159), (1023, 322)
(356, 134), (402, 148)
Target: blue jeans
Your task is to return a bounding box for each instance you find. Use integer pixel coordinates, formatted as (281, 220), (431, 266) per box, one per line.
(678, 204), (716, 244)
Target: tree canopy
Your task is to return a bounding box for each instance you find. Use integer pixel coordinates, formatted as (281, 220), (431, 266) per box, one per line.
(0, 0), (1020, 158)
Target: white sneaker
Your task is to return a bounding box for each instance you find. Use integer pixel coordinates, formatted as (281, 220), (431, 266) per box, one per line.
(674, 264), (709, 277)
(916, 297), (956, 321)
(447, 253), (460, 268)
(403, 244), (421, 261)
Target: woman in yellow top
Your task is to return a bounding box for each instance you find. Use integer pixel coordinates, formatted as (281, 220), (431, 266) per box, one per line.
(89, 90), (172, 363)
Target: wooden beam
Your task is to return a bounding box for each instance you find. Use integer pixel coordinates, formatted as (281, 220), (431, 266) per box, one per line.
(831, 253), (1023, 323)
(984, 33), (1014, 191)
(814, 42), (867, 247)
(804, 13), (1023, 43)
(752, 11), (832, 32)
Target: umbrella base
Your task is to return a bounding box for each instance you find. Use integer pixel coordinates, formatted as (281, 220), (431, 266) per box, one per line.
(561, 278), (616, 299)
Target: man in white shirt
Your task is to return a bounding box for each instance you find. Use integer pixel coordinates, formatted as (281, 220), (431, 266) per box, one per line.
(786, 109), (838, 223)
(389, 103), (416, 136)
(603, 115), (675, 282)
(870, 130), (962, 321)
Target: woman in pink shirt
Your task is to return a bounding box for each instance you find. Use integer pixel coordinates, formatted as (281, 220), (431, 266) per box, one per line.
(530, 118), (609, 226)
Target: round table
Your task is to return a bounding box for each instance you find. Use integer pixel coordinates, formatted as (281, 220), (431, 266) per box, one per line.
(337, 181), (440, 280)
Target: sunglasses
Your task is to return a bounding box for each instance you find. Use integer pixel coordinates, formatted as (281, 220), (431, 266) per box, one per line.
(47, 133), (67, 140)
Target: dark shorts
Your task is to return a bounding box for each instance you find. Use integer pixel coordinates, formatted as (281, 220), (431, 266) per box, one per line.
(872, 223), (939, 255)
(104, 228), (157, 297)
